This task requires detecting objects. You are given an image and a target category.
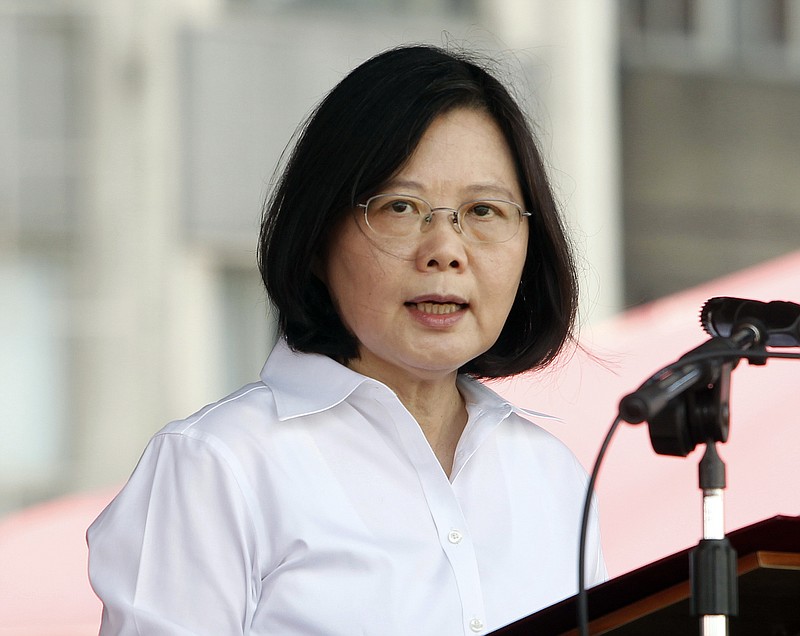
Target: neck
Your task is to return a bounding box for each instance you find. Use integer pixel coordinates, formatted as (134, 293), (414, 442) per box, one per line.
(397, 380), (468, 477)
(347, 359), (468, 477)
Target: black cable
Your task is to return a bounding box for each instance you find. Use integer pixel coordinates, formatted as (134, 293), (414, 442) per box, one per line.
(575, 348), (800, 635)
(577, 413), (623, 636)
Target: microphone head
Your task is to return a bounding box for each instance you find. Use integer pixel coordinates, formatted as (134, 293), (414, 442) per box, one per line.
(699, 297), (747, 338)
(700, 296), (800, 347)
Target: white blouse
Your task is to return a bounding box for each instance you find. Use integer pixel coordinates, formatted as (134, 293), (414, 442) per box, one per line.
(87, 339), (606, 635)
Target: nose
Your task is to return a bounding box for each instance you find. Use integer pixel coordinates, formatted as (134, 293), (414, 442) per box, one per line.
(415, 209), (467, 272)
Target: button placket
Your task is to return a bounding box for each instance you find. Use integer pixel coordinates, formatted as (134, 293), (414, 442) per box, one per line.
(382, 397), (487, 635)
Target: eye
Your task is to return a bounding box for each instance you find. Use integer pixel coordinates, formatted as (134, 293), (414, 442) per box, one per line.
(386, 198), (417, 215)
(465, 201), (503, 220)
(370, 195), (423, 217)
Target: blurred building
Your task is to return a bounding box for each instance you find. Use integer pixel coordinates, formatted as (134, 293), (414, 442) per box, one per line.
(620, 0), (800, 303)
(1, 0), (798, 514)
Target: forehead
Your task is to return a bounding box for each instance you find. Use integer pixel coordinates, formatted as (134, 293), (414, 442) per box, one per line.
(385, 108), (523, 203)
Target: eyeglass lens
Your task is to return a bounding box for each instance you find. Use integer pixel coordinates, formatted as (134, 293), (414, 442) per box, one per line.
(364, 194), (524, 243)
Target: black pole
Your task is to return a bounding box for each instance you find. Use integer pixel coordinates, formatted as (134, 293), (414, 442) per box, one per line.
(690, 442), (738, 635)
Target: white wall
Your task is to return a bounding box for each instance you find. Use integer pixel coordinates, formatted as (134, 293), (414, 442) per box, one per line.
(0, 0), (623, 508)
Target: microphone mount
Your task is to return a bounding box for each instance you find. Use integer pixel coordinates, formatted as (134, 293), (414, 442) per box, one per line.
(618, 322), (765, 449)
(617, 303), (777, 636)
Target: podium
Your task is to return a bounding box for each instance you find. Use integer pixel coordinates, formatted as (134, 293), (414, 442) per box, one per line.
(490, 516), (800, 635)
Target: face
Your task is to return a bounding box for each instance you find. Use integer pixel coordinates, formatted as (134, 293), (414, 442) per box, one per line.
(323, 107), (529, 387)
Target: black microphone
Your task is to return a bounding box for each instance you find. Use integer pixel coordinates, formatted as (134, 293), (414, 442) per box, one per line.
(700, 297), (800, 347)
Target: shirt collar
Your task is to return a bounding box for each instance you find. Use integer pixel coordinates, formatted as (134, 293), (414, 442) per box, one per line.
(260, 339), (377, 420)
(261, 338), (559, 423)
(457, 375), (560, 423)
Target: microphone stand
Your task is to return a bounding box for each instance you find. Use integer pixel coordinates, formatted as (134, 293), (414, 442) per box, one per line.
(694, 441), (736, 636)
(619, 324), (765, 636)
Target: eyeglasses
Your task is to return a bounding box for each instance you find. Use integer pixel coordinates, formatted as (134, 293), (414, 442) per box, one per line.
(356, 193), (531, 244)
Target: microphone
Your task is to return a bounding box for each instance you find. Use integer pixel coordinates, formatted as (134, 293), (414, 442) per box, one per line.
(619, 296), (799, 425)
(700, 297), (800, 347)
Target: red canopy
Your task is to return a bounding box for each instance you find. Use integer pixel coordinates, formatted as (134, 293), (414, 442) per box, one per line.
(0, 489), (112, 635)
(1, 252), (798, 633)
(490, 250), (800, 577)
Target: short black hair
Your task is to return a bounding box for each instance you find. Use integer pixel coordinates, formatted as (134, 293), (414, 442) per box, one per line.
(258, 44), (578, 378)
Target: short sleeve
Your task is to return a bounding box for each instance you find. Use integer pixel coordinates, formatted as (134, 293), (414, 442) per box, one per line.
(87, 431), (262, 635)
(574, 455), (608, 587)
(585, 491), (608, 586)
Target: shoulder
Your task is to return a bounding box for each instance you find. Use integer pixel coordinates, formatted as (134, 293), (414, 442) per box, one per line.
(461, 376), (572, 447)
(459, 375), (589, 480)
(503, 412), (586, 473)
(126, 382), (282, 492)
(163, 381), (277, 440)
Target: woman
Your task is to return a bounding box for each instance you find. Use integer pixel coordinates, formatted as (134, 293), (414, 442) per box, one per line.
(88, 44), (606, 635)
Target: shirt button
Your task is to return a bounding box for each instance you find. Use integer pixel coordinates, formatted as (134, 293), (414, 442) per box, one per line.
(448, 529), (463, 544)
(469, 618), (484, 632)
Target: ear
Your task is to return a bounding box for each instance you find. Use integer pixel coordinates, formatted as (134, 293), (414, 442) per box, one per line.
(311, 210), (350, 285)
(311, 252), (328, 285)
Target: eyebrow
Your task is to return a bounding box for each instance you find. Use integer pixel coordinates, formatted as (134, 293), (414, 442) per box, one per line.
(384, 179), (520, 202)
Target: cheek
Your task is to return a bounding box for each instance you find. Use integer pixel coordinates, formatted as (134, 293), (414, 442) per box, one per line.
(325, 244), (394, 332)
(483, 243), (527, 298)
(324, 224), (368, 303)
(326, 257), (364, 317)
(507, 235), (529, 288)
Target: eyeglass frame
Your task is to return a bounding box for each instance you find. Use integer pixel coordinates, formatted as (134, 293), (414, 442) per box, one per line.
(355, 193), (532, 244)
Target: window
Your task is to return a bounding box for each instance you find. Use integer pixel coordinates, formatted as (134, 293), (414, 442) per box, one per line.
(621, 0), (800, 75)
(629, 0), (696, 36)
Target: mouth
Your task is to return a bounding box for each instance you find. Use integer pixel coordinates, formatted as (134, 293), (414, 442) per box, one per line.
(405, 297), (468, 315)
(409, 301), (465, 315)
